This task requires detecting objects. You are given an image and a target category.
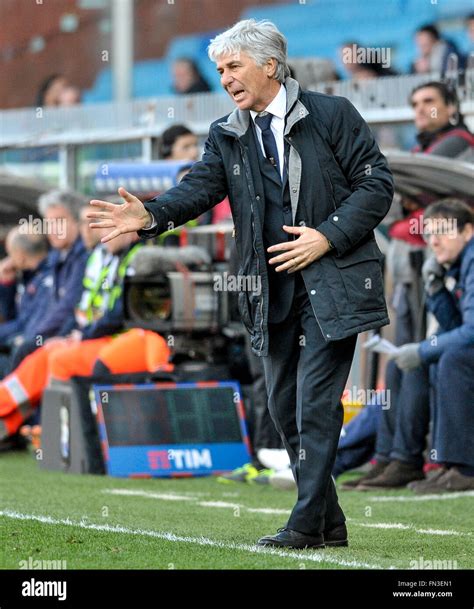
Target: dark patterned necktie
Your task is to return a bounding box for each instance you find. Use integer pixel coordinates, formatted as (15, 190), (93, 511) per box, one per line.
(255, 112), (280, 178)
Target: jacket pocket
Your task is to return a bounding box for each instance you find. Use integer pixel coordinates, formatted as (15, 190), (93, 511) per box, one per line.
(237, 290), (254, 332)
(333, 240), (386, 313)
(325, 170), (337, 211)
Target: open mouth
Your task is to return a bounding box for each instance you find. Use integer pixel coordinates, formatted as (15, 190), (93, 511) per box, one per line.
(231, 89), (245, 100)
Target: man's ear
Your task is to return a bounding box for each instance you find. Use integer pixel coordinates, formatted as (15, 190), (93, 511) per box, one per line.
(265, 58), (277, 78)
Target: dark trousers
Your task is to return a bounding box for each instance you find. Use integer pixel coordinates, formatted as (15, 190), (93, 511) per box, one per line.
(375, 364), (430, 468)
(261, 272), (357, 535)
(374, 282), (430, 466)
(431, 346), (474, 468)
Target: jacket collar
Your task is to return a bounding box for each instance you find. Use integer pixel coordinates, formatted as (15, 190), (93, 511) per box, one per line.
(217, 77), (309, 139)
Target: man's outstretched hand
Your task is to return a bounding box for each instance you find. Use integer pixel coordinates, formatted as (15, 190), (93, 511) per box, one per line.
(88, 187), (152, 243)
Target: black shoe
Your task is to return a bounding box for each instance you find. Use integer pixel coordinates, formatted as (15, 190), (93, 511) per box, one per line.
(0, 432), (29, 453)
(324, 523), (348, 547)
(257, 528), (325, 549)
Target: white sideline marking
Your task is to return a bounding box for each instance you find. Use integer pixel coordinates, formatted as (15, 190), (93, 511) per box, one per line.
(105, 489), (291, 515)
(105, 489), (196, 501)
(198, 501), (240, 508)
(371, 491), (474, 502)
(103, 489), (471, 537)
(347, 519), (472, 538)
(0, 509), (390, 570)
(247, 508), (291, 515)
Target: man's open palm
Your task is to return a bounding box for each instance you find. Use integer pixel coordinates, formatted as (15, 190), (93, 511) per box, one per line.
(88, 187), (149, 243)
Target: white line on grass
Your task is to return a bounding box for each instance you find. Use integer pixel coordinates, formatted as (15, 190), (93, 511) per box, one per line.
(105, 489), (197, 501)
(103, 489), (471, 536)
(370, 491), (474, 502)
(0, 509), (391, 570)
(104, 489), (292, 515)
(347, 520), (472, 537)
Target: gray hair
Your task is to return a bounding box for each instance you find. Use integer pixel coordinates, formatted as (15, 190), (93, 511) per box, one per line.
(38, 189), (87, 221)
(9, 229), (49, 257)
(208, 19), (290, 83)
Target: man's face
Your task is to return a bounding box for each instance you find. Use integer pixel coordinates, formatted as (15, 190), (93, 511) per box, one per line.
(5, 235), (26, 271)
(44, 77), (68, 107)
(216, 51), (279, 112)
(425, 218), (473, 265)
(416, 32), (436, 57)
(44, 205), (78, 249)
(170, 134), (199, 161)
(173, 61), (195, 93)
(411, 87), (452, 132)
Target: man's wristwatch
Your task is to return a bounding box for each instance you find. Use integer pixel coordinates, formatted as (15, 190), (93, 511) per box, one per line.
(326, 238), (335, 250)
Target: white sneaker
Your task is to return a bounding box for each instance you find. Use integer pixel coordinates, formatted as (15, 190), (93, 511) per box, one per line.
(257, 448), (291, 472)
(269, 467), (296, 491)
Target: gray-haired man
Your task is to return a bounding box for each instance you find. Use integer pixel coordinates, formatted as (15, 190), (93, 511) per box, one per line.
(89, 19), (394, 549)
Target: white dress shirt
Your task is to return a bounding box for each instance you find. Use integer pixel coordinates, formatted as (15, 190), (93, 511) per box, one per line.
(250, 84), (287, 180)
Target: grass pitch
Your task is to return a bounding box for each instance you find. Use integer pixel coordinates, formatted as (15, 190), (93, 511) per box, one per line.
(1, 452), (473, 570)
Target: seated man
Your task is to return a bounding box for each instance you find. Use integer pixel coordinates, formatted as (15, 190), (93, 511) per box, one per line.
(8, 189), (89, 369)
(0, 229), (50, 355)
(0, 231), (172, 449)
(365, 199), (474, 492)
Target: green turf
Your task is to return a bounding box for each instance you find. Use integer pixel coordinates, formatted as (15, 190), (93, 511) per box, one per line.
(1, 452), (473, 570)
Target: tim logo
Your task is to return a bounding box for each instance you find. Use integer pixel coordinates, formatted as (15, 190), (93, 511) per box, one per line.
(148, 449), (212, 470)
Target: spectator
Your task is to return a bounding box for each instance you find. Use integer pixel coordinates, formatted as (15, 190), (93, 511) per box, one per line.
(410, 81), (474, 159)
(172, 58), (211, 94)
(411, 24), (465, 76)
(36, 74), (66, 107)
(0, 230), (50, 356)
(159, 125), (199, 161)
(8, 190), (89, 369)
(0, 256), (17, 324)
(391, 199), (474, 493)
(36, 74), (81, 107)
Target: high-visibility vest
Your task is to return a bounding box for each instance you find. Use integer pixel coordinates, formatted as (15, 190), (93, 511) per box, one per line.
(76, 246), (115, 325)
(76, 243), (142, 325)
(108, 243), (143, 311)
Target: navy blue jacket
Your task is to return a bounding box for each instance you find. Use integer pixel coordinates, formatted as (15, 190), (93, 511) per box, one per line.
(420, 238), (474, 363)
(0, 257), (52, 345)
(30, 236), (88, 340)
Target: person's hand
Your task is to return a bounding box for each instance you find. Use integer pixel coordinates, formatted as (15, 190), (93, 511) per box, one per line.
(88, 187), (152, 243)
(392, 343), (421, 371)
(0, 257), (16, 284)
(422, 255), (445, 296)
(267, 226), (332, 273)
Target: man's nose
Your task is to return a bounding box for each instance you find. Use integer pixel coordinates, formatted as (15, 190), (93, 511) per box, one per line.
(221, 71), (233, 88)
